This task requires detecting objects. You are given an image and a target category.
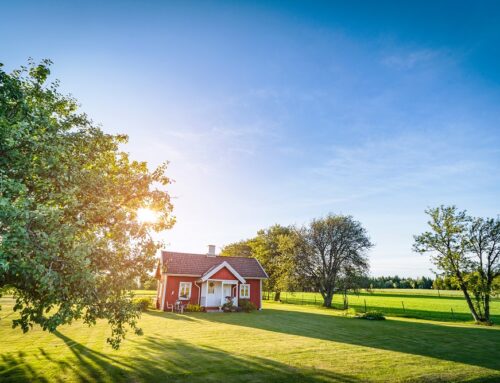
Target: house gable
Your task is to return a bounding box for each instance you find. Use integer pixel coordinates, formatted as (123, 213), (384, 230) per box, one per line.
(200, 261), (246, 283)
(209, 266), (239, 280)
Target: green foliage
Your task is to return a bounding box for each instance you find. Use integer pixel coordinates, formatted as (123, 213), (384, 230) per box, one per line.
(140, 275), (158, 290)
(220, 241), (253, 258)
(414, 206), (500, 323)
(357, 311), (386, 320)
(185, 304), (203, 312)
(297, 214), (372, 308)
(362, 275), (434, 289)
(132, 297), (151, 312)
(0, 60), (174, 348)
(222, 296), (236, 312)
(239, 299), (256, 312)
(221, 225), (301, 298)
(432, 275), (460, 290)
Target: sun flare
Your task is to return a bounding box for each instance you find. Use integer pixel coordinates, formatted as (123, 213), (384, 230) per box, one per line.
(136, 208), (159, 223)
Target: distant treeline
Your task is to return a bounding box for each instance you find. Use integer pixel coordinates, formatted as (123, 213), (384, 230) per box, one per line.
(359, 275), (498, 291)
(359, 275), (435, 290)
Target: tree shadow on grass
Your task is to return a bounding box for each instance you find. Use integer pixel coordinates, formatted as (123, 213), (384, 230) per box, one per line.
(143, 309), (199, 321)
(0, 351), (49, 383)
(0, 331), (362, 383)
(342, 304), (500, 323)
(193, 307), (500, 372)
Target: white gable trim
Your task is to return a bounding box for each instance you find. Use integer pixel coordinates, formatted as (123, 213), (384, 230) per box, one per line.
(254, 258), (269, 279)
(200, 261), (246, 284)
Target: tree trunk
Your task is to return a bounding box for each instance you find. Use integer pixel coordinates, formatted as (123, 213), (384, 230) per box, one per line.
(323, 292), (333, 307)
(459, 283), (481, 322)
(484, 293), (490, 322)
(274, 291), (281, 301)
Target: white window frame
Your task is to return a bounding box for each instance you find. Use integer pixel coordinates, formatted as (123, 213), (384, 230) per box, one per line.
(239, 283), (250, 299)
(178, 282), (192, 300)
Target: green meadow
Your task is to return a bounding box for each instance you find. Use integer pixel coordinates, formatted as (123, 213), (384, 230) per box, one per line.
(1, 290), (499, 382)
(265, 289), (500, 323)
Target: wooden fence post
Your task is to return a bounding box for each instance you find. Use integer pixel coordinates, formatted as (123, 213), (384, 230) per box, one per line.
(364, 299), (367, 313)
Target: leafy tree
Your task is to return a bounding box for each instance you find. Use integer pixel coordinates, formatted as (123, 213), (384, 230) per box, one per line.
(296, 214), (372, 307)
(413, 206), (500, 323)
(221, 225), (300, 301)
(338, 263), (367, 309)
(467, 216), (500, 321)
(140, 274), (158, 290)
(0, 60), (174, 348)
(220, 240), (253, 258)
(433, 275), (460, 290)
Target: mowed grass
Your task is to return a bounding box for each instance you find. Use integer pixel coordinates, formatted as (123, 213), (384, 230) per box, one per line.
(270, 289), (500, 323)
(1, 292), (499, 382)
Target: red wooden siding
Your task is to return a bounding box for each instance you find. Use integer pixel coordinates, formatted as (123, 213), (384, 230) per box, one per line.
(246, 279), (262, 309)
(163, 275), (200, 308)
(160, 275), (263, 310)
(210, 267), (238, 280)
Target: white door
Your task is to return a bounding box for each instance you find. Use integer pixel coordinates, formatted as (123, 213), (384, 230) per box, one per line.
(206, 281), (221, 307)
(223, 284), (232, 305)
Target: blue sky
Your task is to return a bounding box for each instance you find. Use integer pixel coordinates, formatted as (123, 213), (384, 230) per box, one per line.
(2, 1), (500, 276)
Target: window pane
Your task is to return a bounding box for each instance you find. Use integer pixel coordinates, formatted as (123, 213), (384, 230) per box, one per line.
(240, 284), (250, 298)
(179, 282), (191, 299)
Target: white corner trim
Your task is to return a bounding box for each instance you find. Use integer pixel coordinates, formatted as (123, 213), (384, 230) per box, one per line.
(194, 281), (201, 305)
(201, 261), (246, 284)
(160, 274), (168, 311)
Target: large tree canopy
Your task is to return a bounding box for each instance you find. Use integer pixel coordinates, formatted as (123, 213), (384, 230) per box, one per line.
(0, 60), (174, 348)
(296, 214), (371, 307)
(221, 225), (301, 300)
(414, 206), (500, 323)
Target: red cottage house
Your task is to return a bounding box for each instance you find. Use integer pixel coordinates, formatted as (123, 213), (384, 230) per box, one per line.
(155, 245), (268, 311)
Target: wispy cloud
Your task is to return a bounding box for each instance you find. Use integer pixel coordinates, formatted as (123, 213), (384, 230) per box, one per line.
(381, 49), (443, 69)
(300, 131), (482, 207)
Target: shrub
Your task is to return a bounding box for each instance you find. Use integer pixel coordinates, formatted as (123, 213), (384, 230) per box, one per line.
(185, 304), (203, 312)
(132, 297), (151, 312)
(357, 311), (385, 320)
(222, 296), (235, 312)
(239, 299), (256, 313)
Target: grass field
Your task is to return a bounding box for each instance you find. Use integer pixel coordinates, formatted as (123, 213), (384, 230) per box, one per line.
(1, 290), (499, 382)
(263, 289), (500, 323)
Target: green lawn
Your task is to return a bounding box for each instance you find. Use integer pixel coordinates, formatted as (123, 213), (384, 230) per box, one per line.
(268, 289), (500, 323)
(1, 292), (499, 382)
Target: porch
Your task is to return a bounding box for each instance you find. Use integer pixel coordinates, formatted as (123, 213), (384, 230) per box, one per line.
(200, 280), (238, 308)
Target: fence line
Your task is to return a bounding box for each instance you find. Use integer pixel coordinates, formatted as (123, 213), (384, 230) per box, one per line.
(262, 291), (474, 322)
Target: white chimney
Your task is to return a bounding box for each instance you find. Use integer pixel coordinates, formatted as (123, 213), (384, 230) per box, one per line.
(207, 245), (216, 257)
